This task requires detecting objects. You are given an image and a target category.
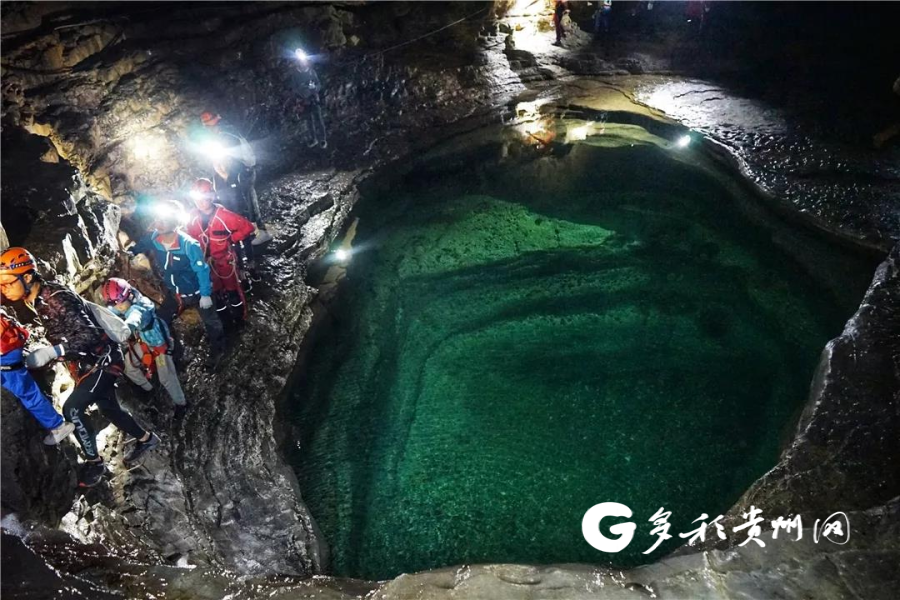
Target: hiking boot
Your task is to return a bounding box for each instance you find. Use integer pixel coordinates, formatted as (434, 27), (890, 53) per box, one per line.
(124, 432), (160, 464)
(173, 404), (189, 421)
(43, 422), (75, 446)
(251, 229), (273, 246)
(78, 461), (108, 488)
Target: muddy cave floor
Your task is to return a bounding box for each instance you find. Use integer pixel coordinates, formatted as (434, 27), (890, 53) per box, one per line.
(3, 23), (900, 600)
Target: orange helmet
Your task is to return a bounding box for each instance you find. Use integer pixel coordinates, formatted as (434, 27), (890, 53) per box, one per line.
(0, 247), (37, 277)
(200, 111), (220, 127)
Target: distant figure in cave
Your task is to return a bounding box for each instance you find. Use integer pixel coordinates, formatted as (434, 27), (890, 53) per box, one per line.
(290, 49), (328, 149)
(553, 0), (570, 46)
(684, 0), (710, 38)
(200, 111), (272, 246)
(640, 1), (656, 39)
(0, 305), (74, 445)
(0, 247), (159, 487)
(594, 0), (612, 39)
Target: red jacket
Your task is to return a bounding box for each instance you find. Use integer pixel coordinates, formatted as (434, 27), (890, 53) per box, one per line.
(0, 307), (28, 355)
(186, 204), (255, 259)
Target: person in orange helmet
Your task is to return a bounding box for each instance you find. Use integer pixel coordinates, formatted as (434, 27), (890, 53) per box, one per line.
(0, 247), (158, 487)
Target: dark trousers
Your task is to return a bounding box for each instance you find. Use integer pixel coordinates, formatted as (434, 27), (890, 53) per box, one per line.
(159, 292), (226, 356)
(237, 166), (263, 227)
(594, 11), (611, 36)
(216, 290), (248, 330)
(63, 369), (145, 460)
(307, 100), (327, 144)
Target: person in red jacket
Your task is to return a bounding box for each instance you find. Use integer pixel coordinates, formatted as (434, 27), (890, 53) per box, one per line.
(186, 178), (256, 328)
(1, 306), (75, 445)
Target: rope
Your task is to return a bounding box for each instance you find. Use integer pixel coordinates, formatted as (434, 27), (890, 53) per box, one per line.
(339, 5), (491, 65)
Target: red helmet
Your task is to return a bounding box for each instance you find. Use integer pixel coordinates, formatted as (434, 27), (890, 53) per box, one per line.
(192, 178), (214, 194)
(190, 178), (216, 203)
(101, 277), (133, 305)
(200, 111), (220, 127)
(0, 247), (36, 277)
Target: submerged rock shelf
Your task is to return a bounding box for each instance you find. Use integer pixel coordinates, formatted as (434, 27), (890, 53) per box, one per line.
(289, 126), (876, 579)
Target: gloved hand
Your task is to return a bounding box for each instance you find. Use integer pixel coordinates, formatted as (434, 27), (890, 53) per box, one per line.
(25, 345), (63, 369)
(199, 295), (214, 310)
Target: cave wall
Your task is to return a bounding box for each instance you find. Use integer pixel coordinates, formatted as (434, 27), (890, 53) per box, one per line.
(1, 2), (492, 202)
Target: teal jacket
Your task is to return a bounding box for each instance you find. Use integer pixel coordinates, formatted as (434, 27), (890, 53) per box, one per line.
(133, 230), (213, 298)
(111, 290), (170, 349)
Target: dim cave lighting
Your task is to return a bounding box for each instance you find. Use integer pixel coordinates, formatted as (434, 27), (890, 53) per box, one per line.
(335, 248), (351, 262)
(676, 134), (692, 148)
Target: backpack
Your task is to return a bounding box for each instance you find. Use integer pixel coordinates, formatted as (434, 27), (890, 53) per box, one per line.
(85, 301), (132, 344)
(236, 134), (256, 168)
(221, 130), (256, 168)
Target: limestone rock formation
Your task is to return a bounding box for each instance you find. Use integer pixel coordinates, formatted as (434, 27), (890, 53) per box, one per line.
(719, 243), (900, 528)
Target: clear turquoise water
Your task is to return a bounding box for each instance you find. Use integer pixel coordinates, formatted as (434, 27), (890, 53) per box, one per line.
(288, 127), (873, 580)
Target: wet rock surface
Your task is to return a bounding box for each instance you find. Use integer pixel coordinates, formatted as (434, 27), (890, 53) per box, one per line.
(1, 2), (899, 598)
(718, 242), (900, 529)
(629, 78), (900, 250)
(8, 498), (900, 599)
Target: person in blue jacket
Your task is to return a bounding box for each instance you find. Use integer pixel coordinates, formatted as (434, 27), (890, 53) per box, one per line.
(102, 278), (188, 415)
(132, 200), (225, 369)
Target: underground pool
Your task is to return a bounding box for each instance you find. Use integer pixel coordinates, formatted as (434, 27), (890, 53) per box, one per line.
(287, 119), (876, 580)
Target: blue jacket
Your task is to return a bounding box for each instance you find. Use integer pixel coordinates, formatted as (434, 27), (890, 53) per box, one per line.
(134, 230), (212, 298)
(110, 290), (170, 349)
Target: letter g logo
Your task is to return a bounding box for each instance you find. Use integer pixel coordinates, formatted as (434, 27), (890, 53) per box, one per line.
(582, 502), (636, 552)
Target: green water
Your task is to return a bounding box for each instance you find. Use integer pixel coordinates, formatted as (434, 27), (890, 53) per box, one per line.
(288, 125), (873, 580)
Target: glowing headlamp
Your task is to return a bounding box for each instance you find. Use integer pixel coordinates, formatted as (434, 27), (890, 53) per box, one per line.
(676, 134), (692, 148)
(151, 202), (189, 225)
(201, 139), (227, 161)
(189, 190), (214, 203)
(335, 248), (350, 263)
(294, 48), (308, 61)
